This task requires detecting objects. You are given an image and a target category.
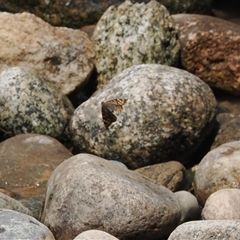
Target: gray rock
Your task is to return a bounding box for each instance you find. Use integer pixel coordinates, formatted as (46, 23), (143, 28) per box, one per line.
(0, 12), (95, 94)
(0, 67), (74, 145)
(135, 161), (189, 192)
(70, 64), (217, 169)
(0, 209), (55, 240)
(41, 153), (181, 240)
(0, 192), (32, 216)
(92, 0), (180, 87)
(168, 220), (240, 240)
(202, 188), (240, 220)
(194, 141), (240, 205)
(174, 191), (201, 224)
(73, 230), (119, 240)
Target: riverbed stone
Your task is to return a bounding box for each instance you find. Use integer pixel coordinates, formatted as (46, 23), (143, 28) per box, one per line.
(0, 133), (73, 198)
(92, 0), (180, 88)
(173, 14), (240, 95)
(41, 153), (181, 240)
(0, 67), (74, 144)
(168, 220), (240, 240)
(202, 188), (240, 220)
(70, 64), (217, 169)
(194, 141), (240, 205)
(0, 209), (55, 240)
(0, 11), (95, 94)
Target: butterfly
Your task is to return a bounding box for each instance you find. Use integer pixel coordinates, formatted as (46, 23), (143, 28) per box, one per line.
(101, 99), (127, 128)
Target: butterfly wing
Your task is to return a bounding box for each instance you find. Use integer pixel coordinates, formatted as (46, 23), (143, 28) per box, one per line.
(101, 102), (117, 128)
(101, 99), (127, 128)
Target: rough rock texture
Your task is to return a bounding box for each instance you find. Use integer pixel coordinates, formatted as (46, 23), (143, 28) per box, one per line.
(0, 67), (74, 144)
(135, 161), (189, 192)
(202, 188), (240, 220)
(0, 209), (55, 240)
(168, 220), (240, 240)
(211, 113), (240, 149)
(70, 64), (217, 169)
(0, 192), (32, 216)
(194, 141), (240, 205)
(0, 0), (213, 28)
(174, 191), (201, 224)
(92, 0), (180, 88)
(0, 12), (95, 94)
(0, 133), (73, 198)
(73, 230), (119, 240)
(173, 14), (240, 95)
(41, 154), (181, 240)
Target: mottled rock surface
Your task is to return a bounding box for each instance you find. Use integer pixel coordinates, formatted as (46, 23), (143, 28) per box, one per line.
(73, 230), (119, 240)
(0, 209), (55, 240)
(0, 12), (95, 94)
(0, 192), (32, 216)
(70, 64), (217, 169)
(92, 0), (180, 88)
(173, 14), (240, 95)
(135, 161), (189, 192)
(168, 220), (240, 240)
(202, 188), (240, 220)
(194, 141), (240, 205)
(18, 194), (45, 220)
(211, 113), (240, 149)
(0, 67), (74, 144)
(41, 154), (181, 240)
(0, 0), (213, 28)
(0, 133), (73, 198)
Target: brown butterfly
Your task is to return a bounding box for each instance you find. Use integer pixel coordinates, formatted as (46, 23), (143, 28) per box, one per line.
(101, 99), (127, 128)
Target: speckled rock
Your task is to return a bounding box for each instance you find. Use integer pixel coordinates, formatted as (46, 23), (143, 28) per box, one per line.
(92, 0), (180, 88)
(0, 67), (74, 144)
(0, 0), (213, 28)
(202, 188), (240, 220)
(194, 141), (240, 205)
(70, 64), (217, 169)
(0, 209), (55, 240)
(73, 230), (119, 240)
(168, 220), (240, 240)
(211, 113), (240, 149)
(0, 192), (32, 216)
(173, 14), (240, 95)
(0, 12), (95, 94)
(135, 161), (189, 192)
(0, 133), (73, 198)
(41, 153), (181, 240)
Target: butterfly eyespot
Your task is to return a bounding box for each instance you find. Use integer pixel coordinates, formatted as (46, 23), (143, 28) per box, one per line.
(101, 99), (127, 128)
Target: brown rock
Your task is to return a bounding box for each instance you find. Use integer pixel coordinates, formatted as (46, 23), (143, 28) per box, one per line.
(173, 14), (240, 95)
(135, 161), (189, 192)
(211, 113), (240, 149)
(0, 0), (213, 28)
(0, 12), (95, 95)
(0, 133), (73, 198)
